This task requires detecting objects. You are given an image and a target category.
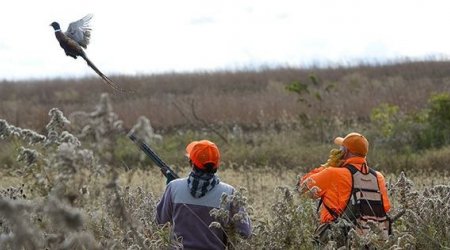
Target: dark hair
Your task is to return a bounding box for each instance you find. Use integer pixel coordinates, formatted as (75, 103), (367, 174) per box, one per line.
(189, 159), (217, 173)
(203, 163), (217, 173)
(193, 162), (217, 174)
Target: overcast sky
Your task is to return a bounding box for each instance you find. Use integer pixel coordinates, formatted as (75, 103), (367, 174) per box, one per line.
(1, 0), (450, 80)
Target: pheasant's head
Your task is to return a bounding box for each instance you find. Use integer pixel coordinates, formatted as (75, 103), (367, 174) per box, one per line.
(49, 22), (61, 31)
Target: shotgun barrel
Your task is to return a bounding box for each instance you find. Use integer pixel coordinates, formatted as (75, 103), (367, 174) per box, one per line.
(128, 133), (179, 182)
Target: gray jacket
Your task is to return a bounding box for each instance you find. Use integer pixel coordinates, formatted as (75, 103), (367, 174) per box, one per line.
(156, 177), (252, 250)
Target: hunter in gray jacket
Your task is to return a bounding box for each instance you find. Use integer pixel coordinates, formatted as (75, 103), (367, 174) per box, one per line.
(156, 140), (252, 250)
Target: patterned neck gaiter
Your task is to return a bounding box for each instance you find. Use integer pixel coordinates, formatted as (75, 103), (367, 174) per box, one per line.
(187, 169), (220, 198)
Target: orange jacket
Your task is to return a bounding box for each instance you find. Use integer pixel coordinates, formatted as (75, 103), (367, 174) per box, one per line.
(300, 156), (391, 223)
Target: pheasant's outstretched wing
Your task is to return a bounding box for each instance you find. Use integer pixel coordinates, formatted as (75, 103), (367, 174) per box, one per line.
(65, 14), (93, 48)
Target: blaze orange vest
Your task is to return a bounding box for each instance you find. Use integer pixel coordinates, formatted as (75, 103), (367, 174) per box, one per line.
(301, 157), (391, 223)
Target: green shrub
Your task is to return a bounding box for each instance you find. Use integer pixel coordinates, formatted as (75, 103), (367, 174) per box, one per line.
(424, 92), (450, 148)
(370, 103), (400, 139)
(369, 92), (450, 152)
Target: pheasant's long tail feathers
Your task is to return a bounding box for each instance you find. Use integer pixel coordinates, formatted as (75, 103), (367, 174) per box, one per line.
(80, 54), (132, 93)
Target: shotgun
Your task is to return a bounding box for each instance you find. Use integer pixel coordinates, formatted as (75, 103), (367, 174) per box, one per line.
(128, 133), (179, 183)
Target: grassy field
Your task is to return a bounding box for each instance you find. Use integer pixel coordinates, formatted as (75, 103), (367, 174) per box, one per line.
(1, 61), (450, 249)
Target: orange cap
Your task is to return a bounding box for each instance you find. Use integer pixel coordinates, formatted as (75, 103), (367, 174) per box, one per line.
(185, 140), (220, 170)
(334, 132), (369, 156)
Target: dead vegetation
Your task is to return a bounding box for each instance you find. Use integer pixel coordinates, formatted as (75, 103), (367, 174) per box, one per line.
(2, 61), (450, 131)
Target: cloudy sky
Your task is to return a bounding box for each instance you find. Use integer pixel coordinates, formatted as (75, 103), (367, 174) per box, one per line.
(1, 0), (450, 80)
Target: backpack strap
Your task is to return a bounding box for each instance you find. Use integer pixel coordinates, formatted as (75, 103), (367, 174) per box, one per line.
(347, 163), (377, 177)
(368, 167), (377, 176)
(346, 164), (358, 175)
(317, 164), (358, 221)
(343, 164), (357, 221)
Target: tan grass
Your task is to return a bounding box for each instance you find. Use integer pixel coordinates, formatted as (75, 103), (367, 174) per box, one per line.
(2, 61), (450, 130)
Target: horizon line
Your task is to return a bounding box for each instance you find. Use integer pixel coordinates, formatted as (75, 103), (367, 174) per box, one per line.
(2, 55), (449, 83)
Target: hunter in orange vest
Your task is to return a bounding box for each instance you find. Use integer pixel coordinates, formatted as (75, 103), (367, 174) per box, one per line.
(298, 132), (391, 245)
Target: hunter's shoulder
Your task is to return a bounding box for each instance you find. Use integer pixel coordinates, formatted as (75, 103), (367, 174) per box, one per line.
(317, 166), (350, 176)
(365, 166), (386, 178)
(167, 177), (188, 188)
(216, 181), (236, 193)
(172, 177), (188, 183)
(373, 170), (387, 181)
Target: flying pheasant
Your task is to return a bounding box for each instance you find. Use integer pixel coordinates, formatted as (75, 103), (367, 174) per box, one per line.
(50, 14), (124, 92)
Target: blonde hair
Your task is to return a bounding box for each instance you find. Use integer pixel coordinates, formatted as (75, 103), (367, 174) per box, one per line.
(321, 148), (345, 168)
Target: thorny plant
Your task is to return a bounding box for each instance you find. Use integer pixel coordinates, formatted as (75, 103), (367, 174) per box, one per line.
(389, 172), (450, 249)
(69, 93), (124, 162)
(251, 186), (316, 249)
(209, 187), (252, 249)
(0, 187), (101, 249)
(0, 104), (176, 249)
(0, 108), (93, 195)
(69, 93), (124, 141)
(128, 116), (163, 144)
(100, 174), (178, 249)
(128, 116), (163, 162)
(68, 93), (162, 166)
